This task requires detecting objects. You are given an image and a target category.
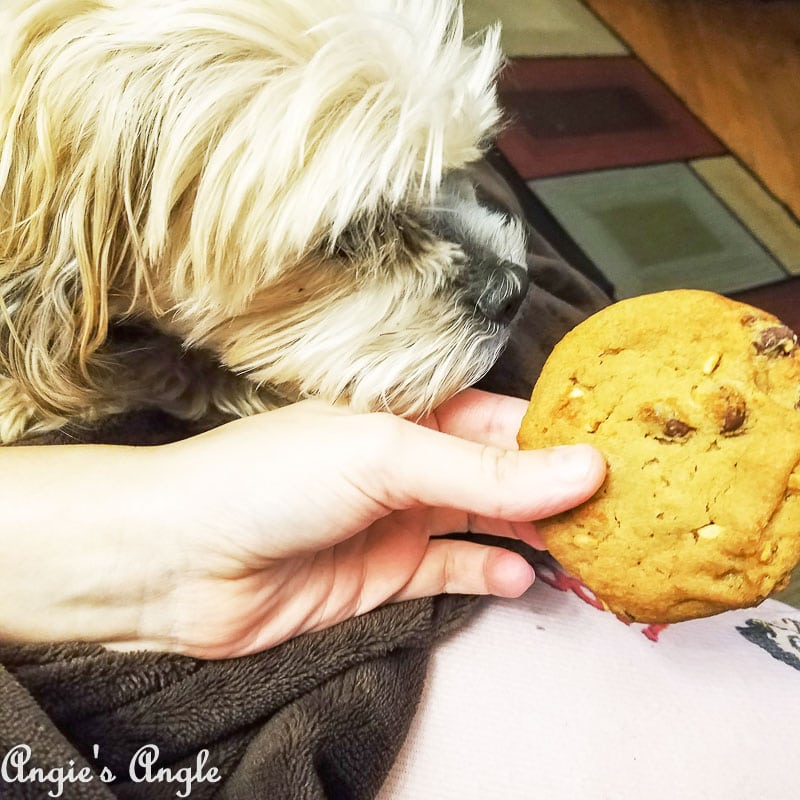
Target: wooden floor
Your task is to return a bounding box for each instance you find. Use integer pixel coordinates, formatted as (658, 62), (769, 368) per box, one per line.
(584, 0), (800, 219)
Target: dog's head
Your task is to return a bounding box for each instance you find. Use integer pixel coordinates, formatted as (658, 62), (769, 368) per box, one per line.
(0, 0), (527, 418)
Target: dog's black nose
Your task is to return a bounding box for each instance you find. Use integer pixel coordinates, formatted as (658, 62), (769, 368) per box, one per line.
(476, 262), (529, 325)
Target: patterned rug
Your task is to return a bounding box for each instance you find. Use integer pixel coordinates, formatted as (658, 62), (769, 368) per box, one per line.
(466, 0), (800, 331)
(466, 0), (800, 607)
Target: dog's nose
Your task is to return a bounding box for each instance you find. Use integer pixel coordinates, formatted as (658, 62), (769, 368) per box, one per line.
(476, 262), (529, 325)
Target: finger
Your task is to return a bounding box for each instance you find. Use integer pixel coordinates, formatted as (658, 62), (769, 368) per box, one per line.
(390, 538), (535, 602)
(367, 419), (606, 521)
(422, 507), (545, 550)
(421, 388), (529, 449)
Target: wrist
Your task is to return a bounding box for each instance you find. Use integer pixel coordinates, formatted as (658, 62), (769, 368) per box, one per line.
(0, 443), (183, 648)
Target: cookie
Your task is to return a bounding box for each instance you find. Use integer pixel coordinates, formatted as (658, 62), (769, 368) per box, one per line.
(517, 289), (800, 623)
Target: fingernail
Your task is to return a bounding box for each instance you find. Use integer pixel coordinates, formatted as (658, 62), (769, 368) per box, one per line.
(548, 444), (603, 484)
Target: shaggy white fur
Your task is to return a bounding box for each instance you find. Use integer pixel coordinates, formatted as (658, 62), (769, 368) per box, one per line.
(0, 0), (527, 442)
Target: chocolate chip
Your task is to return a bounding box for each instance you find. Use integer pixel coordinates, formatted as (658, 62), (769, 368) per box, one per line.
(721, 404), (746, 433)
(713, 386), (747, 434)
(664, 419), (692, 438)
(753, 325), (797, 356)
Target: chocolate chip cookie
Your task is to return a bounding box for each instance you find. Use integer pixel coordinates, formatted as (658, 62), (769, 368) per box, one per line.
(518, 289), (800, 623)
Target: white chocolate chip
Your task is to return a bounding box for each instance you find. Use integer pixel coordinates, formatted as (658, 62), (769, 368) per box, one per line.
(696, 523), (724, 540)
(569, 386), (585, 398)
(702, 353), (722, 375)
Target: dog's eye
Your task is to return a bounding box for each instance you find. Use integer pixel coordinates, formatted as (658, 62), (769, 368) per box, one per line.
(325, 230), (360, 262)
(324, 218), (393, 263)
(321, 209), (432, 269)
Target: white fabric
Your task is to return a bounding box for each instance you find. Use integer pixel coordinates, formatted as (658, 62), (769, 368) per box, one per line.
(379, 561), (800, 800)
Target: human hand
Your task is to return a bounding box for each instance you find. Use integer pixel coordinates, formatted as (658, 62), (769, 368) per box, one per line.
(132, 389), (605, 658)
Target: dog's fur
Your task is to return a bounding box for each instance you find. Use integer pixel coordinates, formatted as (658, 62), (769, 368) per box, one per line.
(0, 0), (528, 443)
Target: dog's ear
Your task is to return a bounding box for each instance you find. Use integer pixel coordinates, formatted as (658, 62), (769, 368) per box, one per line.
(0, 255), (107, 418)
(0, 1), (134, 415)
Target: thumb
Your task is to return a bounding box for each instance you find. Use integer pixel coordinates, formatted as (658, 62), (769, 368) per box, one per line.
(361, 417), (606, 521)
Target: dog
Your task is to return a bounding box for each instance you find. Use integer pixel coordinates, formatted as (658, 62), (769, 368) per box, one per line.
(0, 0), (528, 444)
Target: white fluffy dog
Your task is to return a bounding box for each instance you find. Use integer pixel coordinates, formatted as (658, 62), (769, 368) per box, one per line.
(0, 0), (528, 443)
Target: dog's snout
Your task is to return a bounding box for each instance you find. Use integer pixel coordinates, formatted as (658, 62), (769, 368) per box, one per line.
(476, 262), (529, 325)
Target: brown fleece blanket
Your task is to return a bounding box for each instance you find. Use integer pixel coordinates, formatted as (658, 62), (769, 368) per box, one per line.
(0, 164), (609, 799)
